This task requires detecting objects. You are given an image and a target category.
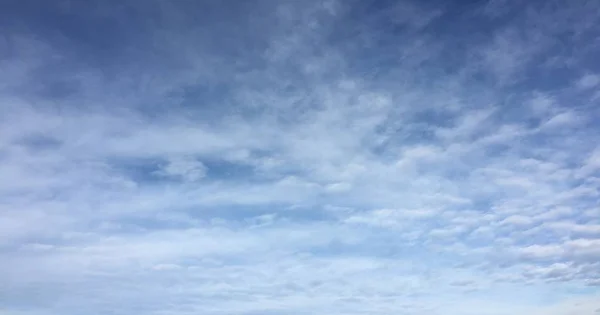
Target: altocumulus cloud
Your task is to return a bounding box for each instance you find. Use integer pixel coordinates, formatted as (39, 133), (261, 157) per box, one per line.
(1, 0), (600, 314)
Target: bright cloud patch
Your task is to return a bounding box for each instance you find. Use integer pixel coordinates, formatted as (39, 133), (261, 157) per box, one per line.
(1, 1), (599, 314)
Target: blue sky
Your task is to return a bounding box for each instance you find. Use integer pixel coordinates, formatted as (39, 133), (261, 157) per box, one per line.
(1, 0), (600, 314)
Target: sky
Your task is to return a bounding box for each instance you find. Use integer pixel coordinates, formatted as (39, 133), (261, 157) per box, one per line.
(1, 0), (600, 314)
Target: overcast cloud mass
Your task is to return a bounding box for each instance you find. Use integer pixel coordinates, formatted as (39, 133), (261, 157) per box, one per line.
(1, 0), (600, 314)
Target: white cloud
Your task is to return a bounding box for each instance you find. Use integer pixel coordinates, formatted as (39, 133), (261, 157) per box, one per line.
(155, 157), (207, 182)
(577, 74), (600, 89)
(578, 148), (600, 177)
(501, 215), (535, 226)
(1, 0), (600, 314)
(541, 111), (583, 130)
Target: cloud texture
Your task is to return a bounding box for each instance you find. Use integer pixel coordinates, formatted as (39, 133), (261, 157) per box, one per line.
(1, 0), (599, 314)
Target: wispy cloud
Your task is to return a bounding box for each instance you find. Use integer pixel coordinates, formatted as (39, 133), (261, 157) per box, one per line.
(1, 0), (599, 314)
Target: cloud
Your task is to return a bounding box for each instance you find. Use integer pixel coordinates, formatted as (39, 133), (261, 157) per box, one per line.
(154, 157), (207, 182)
(577, 74), (600, 90)
(1, 0), (600, 314)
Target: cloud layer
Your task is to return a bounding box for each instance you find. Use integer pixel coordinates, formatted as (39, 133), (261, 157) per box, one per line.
(1, 0), (599, 314)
